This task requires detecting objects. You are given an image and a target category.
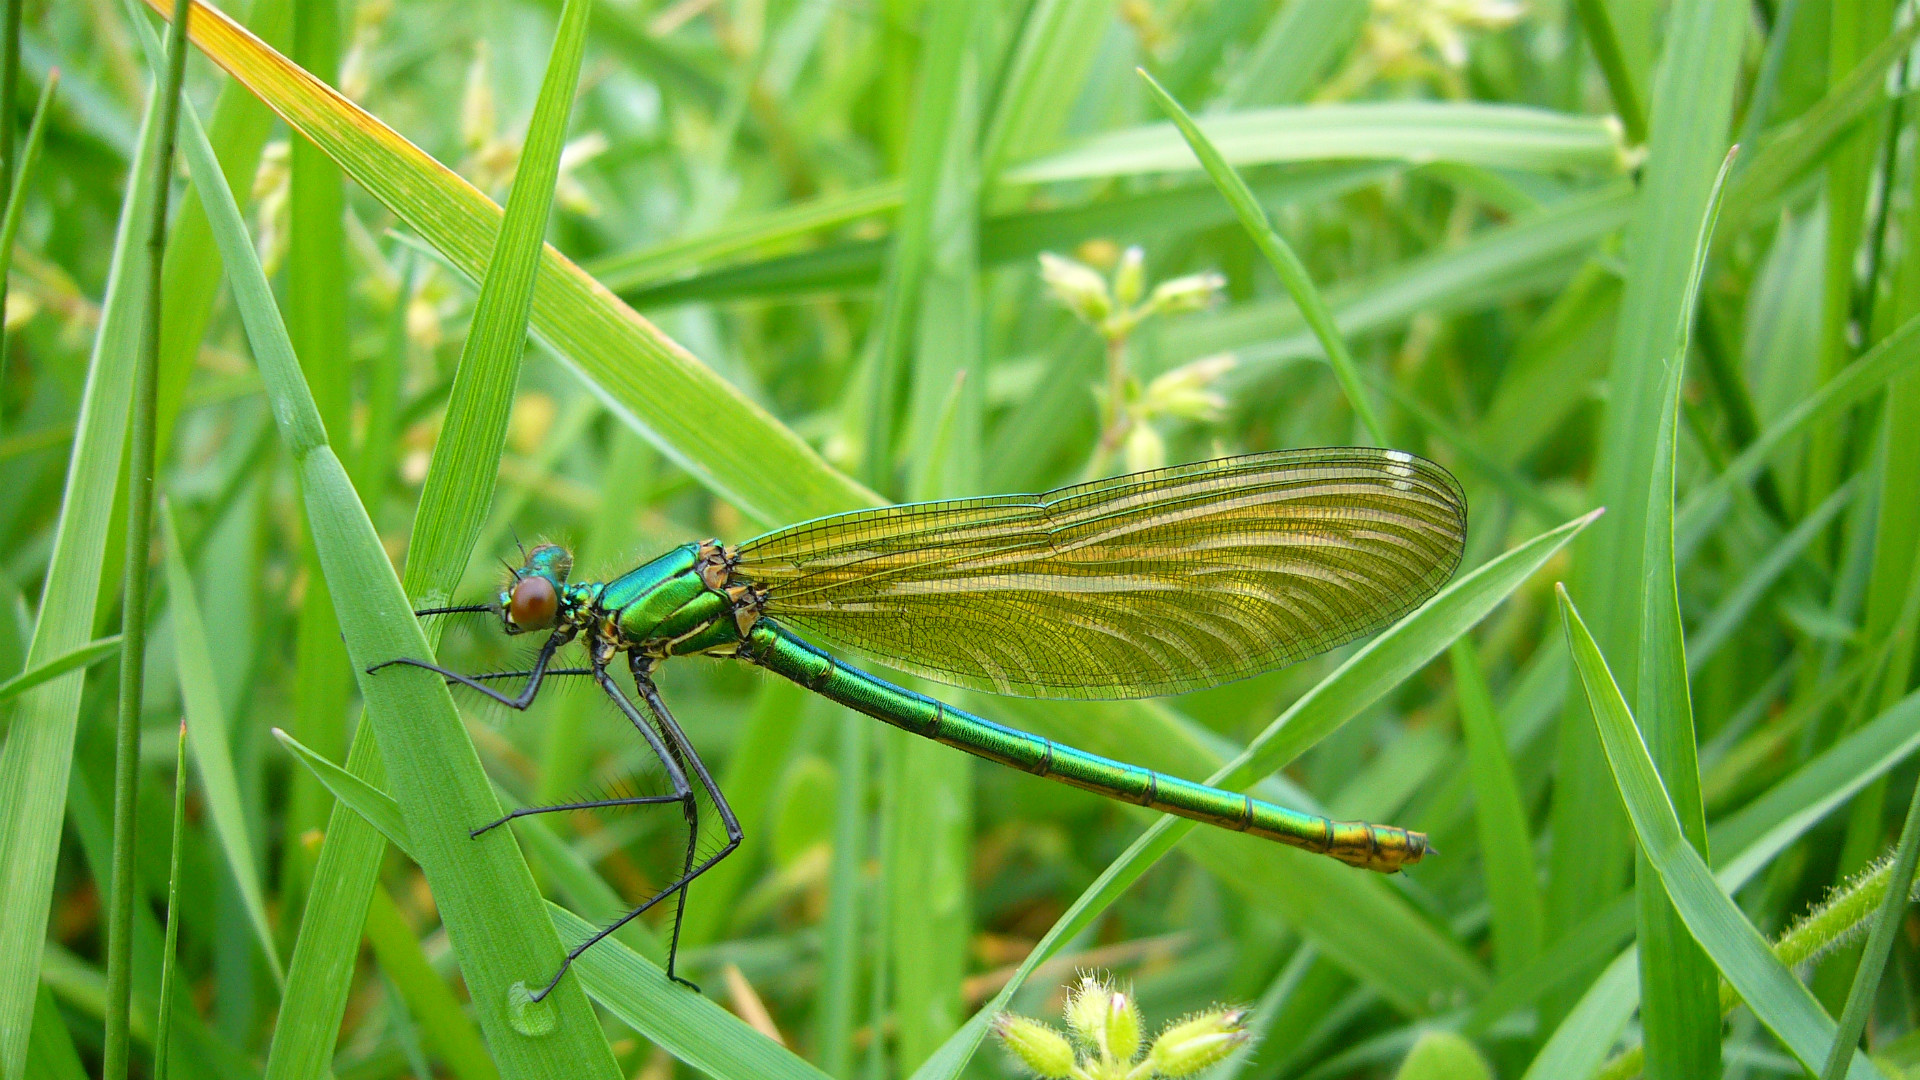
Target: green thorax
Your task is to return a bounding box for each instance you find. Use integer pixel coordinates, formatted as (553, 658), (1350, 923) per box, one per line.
(589, 541), (757, 658)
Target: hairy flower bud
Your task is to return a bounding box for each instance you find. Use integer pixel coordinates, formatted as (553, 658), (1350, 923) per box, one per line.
(1101, 987), (1143, 1062)
(1146, 1008), (1249, 1077)
(1040, 252), (1113, 324)
(1063, 973), (1112, 1045)
(1142, 354), (1236, 422)
(993, 1014), (1077, 1078)
(1147, 271), (1225, 315)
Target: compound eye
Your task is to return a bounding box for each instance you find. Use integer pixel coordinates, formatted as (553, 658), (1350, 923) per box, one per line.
(508, 576), (558, 630)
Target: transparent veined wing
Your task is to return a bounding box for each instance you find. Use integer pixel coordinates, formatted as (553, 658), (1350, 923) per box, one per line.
(732, 449), (1467, 699)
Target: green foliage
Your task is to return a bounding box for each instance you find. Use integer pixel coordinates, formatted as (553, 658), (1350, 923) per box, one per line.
(6, 2), (1920, 1079)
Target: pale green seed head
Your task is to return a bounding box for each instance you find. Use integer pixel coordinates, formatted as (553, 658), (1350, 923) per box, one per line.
(994, 1014), (1078, 1079)
(1146, 271), (1225, 316)
(1146, 1008), (1249, 1077)
(1040, 252), (1113, 325)
(1064, 973), (1113, 1046)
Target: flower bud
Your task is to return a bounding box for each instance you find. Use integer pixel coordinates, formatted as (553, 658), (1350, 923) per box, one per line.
(993, 1014), (1077, 1078)
(1142, 354), (1236, 422)
(1113, 246), (1146, 309)
(1147, 271), (1225, 316)
(1147, 1008), (1249, 1077)
(1101, 987), (1143, 1062)
(1040, 252), (1113, 325)
(1063, 973), (1112, 1045)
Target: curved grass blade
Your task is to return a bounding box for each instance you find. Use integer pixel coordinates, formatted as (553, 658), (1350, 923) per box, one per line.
(0, 635), (121, 711)
(1676, 312), (1920, 557)
(158, 501), (282, 986)
(1003, 102), (1630, 184)
(909, 510), (1596, 1080)
(273, 729), (834, 1080)
(142, 0), (877, 530)
(1137, 68), (1386, 445)
(0, 66), (56, 394)
(0, 51), (163, 1080)
(1556, 585), (1884, 1080)
(175, 26), (621, 1079)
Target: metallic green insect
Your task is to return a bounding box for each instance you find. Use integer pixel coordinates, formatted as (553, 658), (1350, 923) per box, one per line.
(372, 448), (1467, 998)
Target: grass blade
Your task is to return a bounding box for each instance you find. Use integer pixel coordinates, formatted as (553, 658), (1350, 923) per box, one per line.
(275, 728), (832, 1080)
(1549, 2), (1744, 1011)
(0, 34), (164, 1080)
(1633, 144), (1737, 1080)
(1137, 67), (1386, 445)
(106, 4), (193, 1076)
(1003, 102), (1630, 183)
(0, 634), (121, 710)
(404, 0), (590, 606)
(159, 501), (282, 985)
(1556, 585), (1884, 1080)
(175, 23), (621, 1077)
(146, 0), (876, 529)
(1452, 638), (1543, 976)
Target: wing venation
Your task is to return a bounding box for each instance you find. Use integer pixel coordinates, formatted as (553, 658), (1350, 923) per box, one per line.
(732, 449), (1466, 699)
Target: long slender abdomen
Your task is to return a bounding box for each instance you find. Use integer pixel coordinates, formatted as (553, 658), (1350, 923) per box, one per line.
(743, 624), (1426, 873)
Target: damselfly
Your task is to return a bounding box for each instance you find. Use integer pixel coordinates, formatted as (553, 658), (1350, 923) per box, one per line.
(371, 448), (1466, 998)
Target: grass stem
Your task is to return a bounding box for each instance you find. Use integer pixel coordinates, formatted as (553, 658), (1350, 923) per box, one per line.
(103, 2), (192, 1078)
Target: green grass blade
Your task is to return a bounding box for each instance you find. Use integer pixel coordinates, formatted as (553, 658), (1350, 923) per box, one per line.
(0, 51), (162, 1080)
(152, 0), (875, 529)
(1549, 2), (1743, 1007)
(1137, 67), (1385, 445)
(1003, 102), (1630, 184)
(1572, 0), (1646, 145)
(151, 0), (286, 465)
(362, 884), (500, 1080)
(0, 634), (120, 709)
(1676, 312), (1920, 555)
(1556, 585), (1884, 1080)
(1721, 19), (1920, 233)
(275, 728), (830, 1080)
(584, 180), (901, 293)
(159, 501), (281, 986)
(979, 0), (1113, 182)
(1452, 638), (1543, 976)
(175, 31), (620, 1079)
(1632, 143), (1737, 1080)
(1217, 0), (1364, 108)
(404, 0), (589, 607)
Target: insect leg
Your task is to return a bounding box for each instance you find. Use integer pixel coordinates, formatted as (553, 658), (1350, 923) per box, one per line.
(469, 792), (685, 838)
(632, 657), (743, 989)
(366, 628), (575, 710)
(520, 655), (698, 1002)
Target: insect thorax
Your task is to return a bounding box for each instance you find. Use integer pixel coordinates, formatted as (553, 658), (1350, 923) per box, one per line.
(602, 541), (766, 659)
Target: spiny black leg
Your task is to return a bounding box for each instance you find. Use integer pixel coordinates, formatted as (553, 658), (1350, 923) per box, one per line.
(366, 628), (573, 710)
(522, 654), (700, 1002)
(633, 657), (743, 989)
(470, 792), (686, 838)
(462, 668), (592, 683)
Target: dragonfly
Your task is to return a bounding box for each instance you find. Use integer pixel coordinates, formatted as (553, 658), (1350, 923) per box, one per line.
(371, 448), (1466, 999)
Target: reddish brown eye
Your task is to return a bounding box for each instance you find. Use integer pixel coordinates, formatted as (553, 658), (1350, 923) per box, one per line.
(509, 576), (558, 629)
